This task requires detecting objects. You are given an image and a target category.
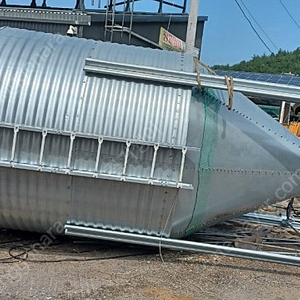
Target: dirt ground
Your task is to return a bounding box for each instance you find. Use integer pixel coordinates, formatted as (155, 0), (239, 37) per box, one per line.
(0, 228), (300, 300)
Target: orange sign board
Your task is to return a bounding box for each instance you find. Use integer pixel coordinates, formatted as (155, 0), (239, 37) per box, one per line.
(159, 27), (199, 57)
(159, 27), (184, 52)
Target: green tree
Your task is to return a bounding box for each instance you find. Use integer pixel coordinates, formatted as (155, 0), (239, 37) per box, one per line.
(212, 48), (300, 75)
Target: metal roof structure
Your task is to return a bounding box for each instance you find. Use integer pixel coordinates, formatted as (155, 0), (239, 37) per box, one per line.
(0, 0), (207, 52)
(216, 70), (300, 87)
(0, 7), (207, 54)
(0, 0), (189, 13)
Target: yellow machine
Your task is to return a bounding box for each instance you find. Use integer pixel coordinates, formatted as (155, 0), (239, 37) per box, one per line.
(287, 121), (300, 137)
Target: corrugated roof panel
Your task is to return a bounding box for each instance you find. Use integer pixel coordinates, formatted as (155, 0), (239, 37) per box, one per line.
(0, 8), (91, 25)
(0, 27), (192, 146)
(68, 177), (177, 237)
(0, 21), (69, 34)
(0, 167), (72, 232)
(78, 77), (191, 146)
(0, 166), (176, 236)
(0, 27), (95, 131)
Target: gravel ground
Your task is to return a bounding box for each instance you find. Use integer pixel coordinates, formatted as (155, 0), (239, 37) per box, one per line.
(0, 228), (300, 300)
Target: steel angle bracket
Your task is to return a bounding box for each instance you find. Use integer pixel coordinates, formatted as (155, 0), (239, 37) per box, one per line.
(84, 58), (300, 102)
(65, 225), (300, 267)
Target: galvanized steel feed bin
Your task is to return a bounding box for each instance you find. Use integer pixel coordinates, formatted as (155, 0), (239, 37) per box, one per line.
(1, 27), (300, 238)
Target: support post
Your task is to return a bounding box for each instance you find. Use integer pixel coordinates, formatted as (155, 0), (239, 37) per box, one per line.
(158, 0), (163, 13)
(75, 0), (85, 10)
(279, 101), (286, 124)
(125, 0), (130, 11)
(185, 0), (199, 54)
(183, 0), (187, 13)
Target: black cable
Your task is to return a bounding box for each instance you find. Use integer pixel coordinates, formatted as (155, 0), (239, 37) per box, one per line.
(3, 240), (156, 264)
(286, 197), (294, 220)
(239, 0), (278, 51)
(0, 244), (29, 263)
(0, 239), (24, 246)
(287, 222), (300, 236)
(234, 0), (274, 54)
(8, 245), (31, 260)
(12, 252), (151, 263)
(0, 257), (16, 262)
(8, 243), (153, 263)
(279, 0), (300, 30)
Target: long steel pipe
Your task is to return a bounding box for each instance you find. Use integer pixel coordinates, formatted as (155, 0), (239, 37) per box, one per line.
(65, 225), (300, 267)
(84, 58), (300, 102)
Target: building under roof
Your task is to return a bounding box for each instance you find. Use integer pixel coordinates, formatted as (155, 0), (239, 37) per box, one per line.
(0, 0), (207, 53)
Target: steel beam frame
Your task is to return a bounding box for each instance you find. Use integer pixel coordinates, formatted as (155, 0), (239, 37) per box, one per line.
(0, 122), (197, 151)
(0, 122), (195, 190)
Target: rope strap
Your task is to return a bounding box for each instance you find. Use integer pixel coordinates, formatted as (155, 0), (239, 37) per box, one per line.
(193, 58), (218, 92)
(194, 59), (234, 111)
(197, 60), (217, 76)
(193, 57), (202, 92)
(225, 75), (234, 110)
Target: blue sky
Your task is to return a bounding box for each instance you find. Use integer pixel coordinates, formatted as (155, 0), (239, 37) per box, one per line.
(200, 0), (300, 66)
(8, 0), (300, 66)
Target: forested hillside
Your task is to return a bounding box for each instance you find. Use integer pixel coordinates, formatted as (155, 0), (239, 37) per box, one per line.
(213, 48), (300, 75)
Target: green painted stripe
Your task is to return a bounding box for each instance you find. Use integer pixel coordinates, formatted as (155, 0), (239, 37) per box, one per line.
(185, 88), (221, 236)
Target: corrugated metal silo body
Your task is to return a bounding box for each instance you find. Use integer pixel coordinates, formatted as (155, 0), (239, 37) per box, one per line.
(0, 27), (196, 237)
(1, 28), (300, 239)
